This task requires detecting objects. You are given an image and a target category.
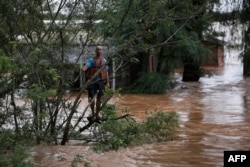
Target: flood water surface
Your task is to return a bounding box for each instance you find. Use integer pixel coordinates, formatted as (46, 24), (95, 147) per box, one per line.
(32, 63), (250, 167)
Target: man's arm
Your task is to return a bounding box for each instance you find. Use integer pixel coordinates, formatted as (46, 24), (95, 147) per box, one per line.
(82, 58), (93, 71)
(82, 65), (88, 71)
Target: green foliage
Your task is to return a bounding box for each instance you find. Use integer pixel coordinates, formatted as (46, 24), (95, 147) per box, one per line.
(0, 130), (34, 167)
(131, 72), (170, 94)
(9, 145), (34, 167)
(173, 35), (211, 63)
(143, 111), (179, 142)
(0, 130), (17, 151)
(0, 130), (34, 151)
(0, 53), (12, 96)
(0, 0), (226, 155)
(93, 105), (140, 151)
(98, 0), (214, 73)
(92, 105), (179, 152)
(25, 84), (57, 100)
(0, 55), (11, 72)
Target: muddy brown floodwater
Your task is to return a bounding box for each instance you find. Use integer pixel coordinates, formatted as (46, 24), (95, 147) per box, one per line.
(31, 63), (250, 167)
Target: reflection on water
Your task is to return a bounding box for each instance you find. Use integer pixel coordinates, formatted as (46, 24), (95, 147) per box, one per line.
(32, 63), (250, 167)
(199, 64), (245, 124)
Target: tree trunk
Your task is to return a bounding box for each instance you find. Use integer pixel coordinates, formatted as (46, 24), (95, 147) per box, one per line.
(182, 57), (201, 82)
(243, 50), (250, 76)
(243, 26), (250, 76)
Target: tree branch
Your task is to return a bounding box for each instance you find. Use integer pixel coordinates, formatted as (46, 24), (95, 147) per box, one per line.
(78, 113), (135, 133)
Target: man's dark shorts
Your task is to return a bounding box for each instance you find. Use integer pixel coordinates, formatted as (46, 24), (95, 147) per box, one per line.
(87, 80), (104, 101)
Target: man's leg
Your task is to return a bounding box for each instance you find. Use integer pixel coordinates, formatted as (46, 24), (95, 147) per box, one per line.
(89, 97), (95, 114)
(96, 95), (102, 113)
(95, 80), (105, 119)
(87, 84), (97, 115)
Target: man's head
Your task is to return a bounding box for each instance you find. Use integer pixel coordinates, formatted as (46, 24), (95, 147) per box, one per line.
(95, 46), (103, 57)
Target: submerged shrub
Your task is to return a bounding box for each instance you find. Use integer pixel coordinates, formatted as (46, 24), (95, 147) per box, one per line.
(9, 145), (34, 167)
(92, 105), (179, 152)
(0, 130), (34, 167)
(143, 111), (179, 142)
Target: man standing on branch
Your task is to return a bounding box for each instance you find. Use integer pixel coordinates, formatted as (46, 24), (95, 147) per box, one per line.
(82, 46), (110, 121)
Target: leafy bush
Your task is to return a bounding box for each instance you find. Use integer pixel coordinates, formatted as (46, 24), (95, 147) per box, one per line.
(92, 105), (179, 152)
(9, 145), (34, 167)
(0, 130), (34, 167)
(143, 111), (179, 142)
(131, 72), (171, 94)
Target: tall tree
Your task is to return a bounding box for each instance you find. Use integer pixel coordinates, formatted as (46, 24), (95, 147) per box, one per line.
(0, 0), (90, 144)
(97, 0), (214, 85)
(0, 0), (225, 146)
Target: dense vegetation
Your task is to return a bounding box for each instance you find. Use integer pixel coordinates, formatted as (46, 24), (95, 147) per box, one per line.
(0, 0), (249, 166)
